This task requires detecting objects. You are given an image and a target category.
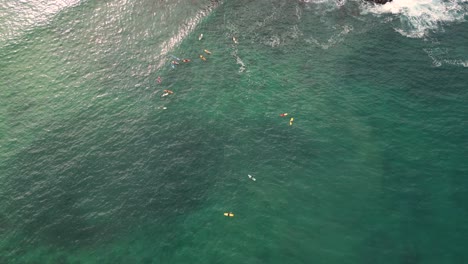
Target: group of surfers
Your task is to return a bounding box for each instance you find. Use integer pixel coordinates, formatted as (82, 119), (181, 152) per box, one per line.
(171, 49), (212, 66)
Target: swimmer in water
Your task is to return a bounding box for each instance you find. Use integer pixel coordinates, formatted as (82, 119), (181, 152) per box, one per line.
(157, 76), (161, 83)
(172, 60), (179, 65)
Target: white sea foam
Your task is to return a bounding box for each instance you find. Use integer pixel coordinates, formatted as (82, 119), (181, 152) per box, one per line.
(363, 0), (467, 38)
(299, 0), (349, 7)
(230, 46), (246, 73)
(236, 55), (247, 73)
(444, 59), (468, 67)
(423, 47), (468, 67)
(305, 24), (353, 49)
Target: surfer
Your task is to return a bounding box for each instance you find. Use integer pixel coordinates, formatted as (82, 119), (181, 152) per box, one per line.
(232, 37), (238, 44)
(157, 76), (161, 83)
(199, 33), (203, 41)
(161, 89), (173, 97)
(289, 117), (294, 126)
(204, 49), (212, 55)
(199, 55), (207, 61)
(248, 174), (256, 181)
(182, 59), (191, 63)
(280, 113), (288, 117)
(224, 212), (234, 217)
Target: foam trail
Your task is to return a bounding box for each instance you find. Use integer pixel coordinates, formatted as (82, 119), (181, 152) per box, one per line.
(364, 0), (467, 38)
(235, 52), (246, 73)
(230, 44), (246, 73)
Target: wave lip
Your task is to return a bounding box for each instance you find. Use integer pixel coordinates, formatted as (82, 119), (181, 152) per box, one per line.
(364, 0), (467, 38)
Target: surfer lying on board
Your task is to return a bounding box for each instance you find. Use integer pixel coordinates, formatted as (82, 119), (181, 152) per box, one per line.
(224, 212), (234, 217)
(161, 89), (174, 97)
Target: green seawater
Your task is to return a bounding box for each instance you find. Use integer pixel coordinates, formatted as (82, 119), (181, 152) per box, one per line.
(1, 0), (468, 263)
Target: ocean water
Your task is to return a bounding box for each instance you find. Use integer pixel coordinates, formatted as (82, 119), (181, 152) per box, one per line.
(0, 0), (467, 263)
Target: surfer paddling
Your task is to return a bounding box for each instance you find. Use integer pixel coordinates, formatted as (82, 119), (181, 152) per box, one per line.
(248, 174), (256, 181)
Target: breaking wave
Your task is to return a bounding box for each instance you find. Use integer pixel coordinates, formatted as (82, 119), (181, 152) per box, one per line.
(157, 0), (221, 69)
(363, 0), (468, 38)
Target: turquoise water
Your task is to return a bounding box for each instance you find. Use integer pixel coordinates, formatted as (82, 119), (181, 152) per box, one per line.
(1, 0), (467, 263)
